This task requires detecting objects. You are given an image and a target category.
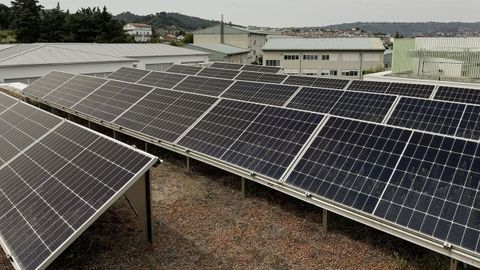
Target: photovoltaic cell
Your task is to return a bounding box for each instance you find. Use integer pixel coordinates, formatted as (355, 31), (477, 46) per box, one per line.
(107, 67), (150, 83)
(221, 107), (323, 180)
(166, 64), (202, 75)
(235, 71), (286, 84)
(330, 92), (396, 122)
(114, 88), (217, 142)
(235, 71), (263, 82)
(0, 92), (16, 112)
(22, 71), (76, 99)
(286, 117), (412, 213)
(138, 71), (186, 89)
(312, 77), (350, 90)
(0, 92), (156, 270)
(221, 81), (298, 106)
(196, 67), (240, 79)
(347, 80), (391, 93)
(386, 82), (435, 98)
(210, 62), (244, 70)
(72, 80), (153, 122)
(178, 100), (265, 159)
(374, 132), (480, 253)
(283, 75), (317, 87)
(174, 76), (233, 96)
(241, 65), (281, 73)
(43, 75), (107, 108)
(435, 86), (480, 105)
(456, 105), (480, 140)
(387, 97), (466, 136)
(286, 87), (344, 113)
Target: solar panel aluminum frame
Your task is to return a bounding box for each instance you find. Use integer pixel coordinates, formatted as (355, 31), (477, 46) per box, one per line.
(0, 100), (158, 270)
(32, 95), (480, 268)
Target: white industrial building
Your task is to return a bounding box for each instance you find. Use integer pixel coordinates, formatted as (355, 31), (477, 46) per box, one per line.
(123, 23), (153, 42)
(0, 43), (210, 83)
(185, 43), (250, 64)
(193, 24), (267, 64)
(262, 38), (385, 78)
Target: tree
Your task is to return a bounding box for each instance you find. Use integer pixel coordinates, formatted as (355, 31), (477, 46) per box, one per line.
(0, 4), (10, 29)
(394, 31), (403, 39)
(183, 33), (193, 44)
(10, 0), (43, 42)
(39, 3), (68, 42)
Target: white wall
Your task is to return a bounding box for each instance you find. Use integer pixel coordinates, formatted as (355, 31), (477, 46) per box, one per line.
(135, 55), (209, 69)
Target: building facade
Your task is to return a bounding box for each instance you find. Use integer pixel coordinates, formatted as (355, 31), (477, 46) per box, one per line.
(392, 37), (480, 81)
(262, 38), (385, 78)
(124, 23), (153, 43)
(193, 24), (267, 64)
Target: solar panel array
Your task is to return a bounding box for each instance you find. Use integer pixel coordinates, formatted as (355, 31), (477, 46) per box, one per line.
(347, 81), (435, 98)
(0, 92), (157, 270)
(208, 62), (281, 73)
(106, 67), (150, 83)
(21, 68), (480, 267)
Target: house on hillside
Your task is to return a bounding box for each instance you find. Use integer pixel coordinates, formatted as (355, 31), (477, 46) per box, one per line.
(193, 24), (267, 64)
(124, 23), (153, 42)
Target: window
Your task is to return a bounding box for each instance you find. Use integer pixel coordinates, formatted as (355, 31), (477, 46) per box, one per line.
(302, 69), (317, 76)
(321, 54), (330, 60)
(321, 70), (337, 76)
(284, 54), (299, 60)
(303, 54), (318, 60)
(284, 69), (299, 75)
(341, 70), (359, 77)
(265, 60), (280, 66)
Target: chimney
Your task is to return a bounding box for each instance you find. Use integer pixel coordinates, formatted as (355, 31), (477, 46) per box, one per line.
(220, 14), (224, 44)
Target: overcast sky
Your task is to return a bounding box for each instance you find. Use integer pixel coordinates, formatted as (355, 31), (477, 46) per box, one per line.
(1, 0), (479, 27)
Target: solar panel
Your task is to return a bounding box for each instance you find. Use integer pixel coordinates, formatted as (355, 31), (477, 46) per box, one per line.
(312, 77), (350, 90)
(210, 62), (244, 70)
(114, 88), (217, 142)
(22, 71), (76, 99)
(235, 71), (263, 82)
(387, 97), (466, 136)
(138, 71), (186, 89)
(221, 107), (324, 180)
(72, 80), (154, 122)
(435, 86), (480, 105)
(374, 132), (480, 253)
(456, 105), (480, 140)
(173, 76), (233, 96)
(286, 87), (344, 113)
(165, 64), (202, 75)
(285, 116), (412, 213)
(178, 100), (265, 159)
(257, 73), (287, 84)
(107, 67), (150, 83)
(347, 80), (391, 93)
(330, 92), (396, 122)
(196, 67), (240, 79)
(241, 65), (281, 73)
(221, 81), (298, 106)
(43, 75), (107, 108)
(0, 93), (157, 270)
(0, 92), (17, 112)
(283, 75), (317, 87)
(385, 82), (435, 98)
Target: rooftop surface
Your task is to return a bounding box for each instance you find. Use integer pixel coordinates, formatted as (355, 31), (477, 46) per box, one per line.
(262, 37), (385, 51)
(186, 43), (250, 55)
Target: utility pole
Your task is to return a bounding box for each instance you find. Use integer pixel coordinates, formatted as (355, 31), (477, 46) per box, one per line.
(220, 14), (224, 44)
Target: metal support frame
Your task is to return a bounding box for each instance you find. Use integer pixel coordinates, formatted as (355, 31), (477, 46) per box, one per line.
(124, 170), (153, 242)
(450, 258), (458, 270)
(322, 209), (328, 233)
(241, 177), (246, 198)
(186, 156), (191, 172)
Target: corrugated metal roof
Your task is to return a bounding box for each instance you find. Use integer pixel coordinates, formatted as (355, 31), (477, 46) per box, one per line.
(0, 44), (43, 61)
(194, 25), (268, 35)
(0, 45), (135, 67)
(48, 43), (210, 57)
(186, 43), (249, 55)
(0, 44), (15, 51)
(262, 38), (385, 51)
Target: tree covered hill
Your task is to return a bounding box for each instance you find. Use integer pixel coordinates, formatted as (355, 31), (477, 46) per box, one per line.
(115, 11), (220, 30)
(321, 22), (480, 36)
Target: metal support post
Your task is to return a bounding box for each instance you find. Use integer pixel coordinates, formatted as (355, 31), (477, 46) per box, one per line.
(124, 170), (153, 242)
(449, 258), (458, 270)
(241, 177), (246, 198)
(322, 209), (328, 232)
(186, 156), (191, 172)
